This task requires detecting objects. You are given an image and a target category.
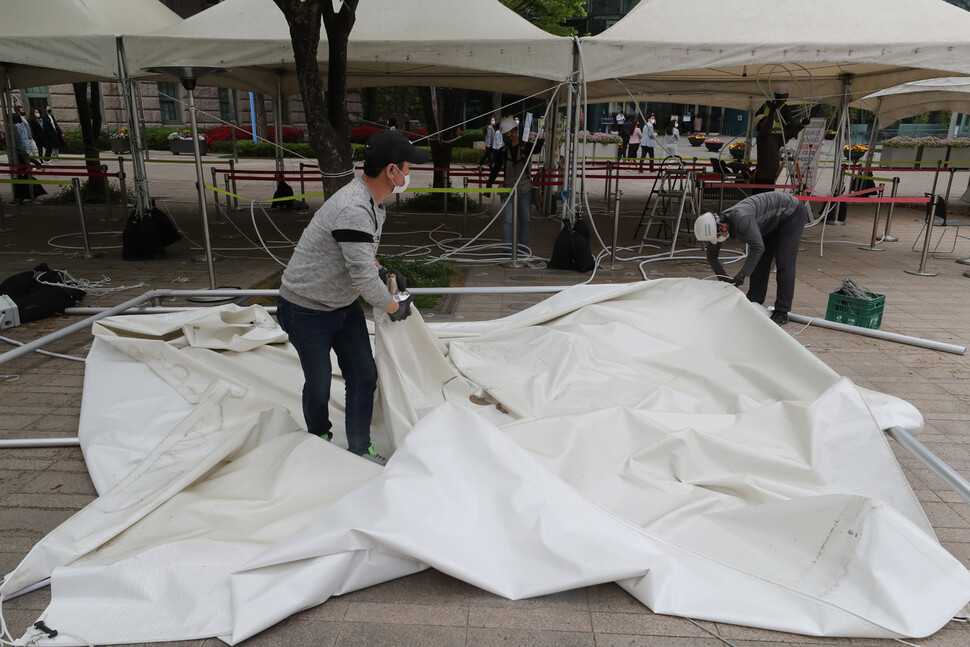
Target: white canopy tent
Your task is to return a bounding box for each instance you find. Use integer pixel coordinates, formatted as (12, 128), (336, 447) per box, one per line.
(578, 0), (970, 106)
(0, 0), (180, 88)
(851, 77), (970, 125)
(122, 0), (575, 97)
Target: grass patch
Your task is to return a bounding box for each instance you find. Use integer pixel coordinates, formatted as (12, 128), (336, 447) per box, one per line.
(396, 192), (466, 213)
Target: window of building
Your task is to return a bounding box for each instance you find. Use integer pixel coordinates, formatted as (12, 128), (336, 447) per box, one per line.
(23, 86), (51, 114)
(157, 82), (181, 124)
(218, 88), (235, 123)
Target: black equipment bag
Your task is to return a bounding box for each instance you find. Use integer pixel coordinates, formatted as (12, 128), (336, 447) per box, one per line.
(0, 263), (84, 322)
(271, 180), (297, 210)
(122, 200), (181, 260)
(548, 219), (594, 272)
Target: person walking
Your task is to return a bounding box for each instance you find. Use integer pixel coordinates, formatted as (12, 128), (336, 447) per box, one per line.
(694, 191), (808, 326)
(276, 130), (429, 466)
(627, 117), (641, 161)
(27, 109), (48, 164)
(640, 114), (657, 170)
(664, 118), (680, 157)
(478, 116), (496, 168)
(485, 117), (506, 195)
(41, 106), (63, 161)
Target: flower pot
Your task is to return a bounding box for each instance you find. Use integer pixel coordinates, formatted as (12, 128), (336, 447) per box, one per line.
(169, 139), (207, 156)
(705, 142), (724, 152)
(824, 133), (836, 140)
(846, 150), (866, 161)
(110, 139), (130, 154)
(729, 148), (745, 160)
(947, 147), (970, 165)
(688, 138), (705, 147)
(879, 146), (916, 166)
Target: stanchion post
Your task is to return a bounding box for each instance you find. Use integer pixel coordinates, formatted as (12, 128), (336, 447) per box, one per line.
(604, 160), (611, 204)
(73, 177), (103, 259)
(230, 120), (238, 163)
(443, 169), (450, 218)
(210, 167), (226, 225)
(906, 196), (939, 276)
(611, 189), (621, 269)
(117, 157), (128, 215)
(462, 177), (468, 236)
(883, 177), (899, 242)
(101, 165), (116, 222)
(228, 159), (239, 211)
(501, 187), (526, 269)
(860, 185), (885, 251)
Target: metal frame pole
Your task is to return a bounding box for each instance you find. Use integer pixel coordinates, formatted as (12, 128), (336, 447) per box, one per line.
(188, 86), (218, 289)
(117, 156), (128, 215)
(611, 189), (621, 269)
(886, 426), (970, 504)
(502, 187), (526, 269)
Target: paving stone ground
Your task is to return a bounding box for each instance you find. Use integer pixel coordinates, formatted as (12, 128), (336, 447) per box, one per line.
(1, 146), (969, 647)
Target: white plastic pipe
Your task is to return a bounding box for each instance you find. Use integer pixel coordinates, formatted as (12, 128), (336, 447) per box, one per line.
(787, 312), (966, 355)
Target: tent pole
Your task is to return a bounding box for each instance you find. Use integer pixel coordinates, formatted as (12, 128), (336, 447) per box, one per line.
(275, 78), (283, 173)
(187, 84), (218, 290)
(569, 37), (582, 221)
(117, 38), (148, 217)
(1, 69), (16, 168)
(560, 77), (573, 222)
(863, 104), (880, 167)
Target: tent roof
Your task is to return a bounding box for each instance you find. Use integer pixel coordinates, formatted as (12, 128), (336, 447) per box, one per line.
(579, 0), (970, 105)
(851, 77), (970, 124)
(124, 0), (574, 96)
(0, 0), (181, 86)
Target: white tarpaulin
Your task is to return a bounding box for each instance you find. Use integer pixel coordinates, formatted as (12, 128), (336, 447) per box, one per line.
(2, 280), (969, 645)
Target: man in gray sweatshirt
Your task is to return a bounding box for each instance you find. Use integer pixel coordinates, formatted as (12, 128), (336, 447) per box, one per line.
(694, 191), (807, 326)
(277, 130), (429, 465)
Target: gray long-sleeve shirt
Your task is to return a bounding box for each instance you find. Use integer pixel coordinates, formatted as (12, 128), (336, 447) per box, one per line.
(280, 177), (393, 311)
(705, 192), (802, 279)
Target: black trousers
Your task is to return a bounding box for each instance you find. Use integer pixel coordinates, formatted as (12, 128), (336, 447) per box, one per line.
(746, 203), (807, 316)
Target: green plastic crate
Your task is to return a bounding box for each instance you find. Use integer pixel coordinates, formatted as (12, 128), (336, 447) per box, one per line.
(825, 289), (885, 329)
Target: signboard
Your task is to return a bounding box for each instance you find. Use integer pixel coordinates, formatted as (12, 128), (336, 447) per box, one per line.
(794, 117), (827, 192)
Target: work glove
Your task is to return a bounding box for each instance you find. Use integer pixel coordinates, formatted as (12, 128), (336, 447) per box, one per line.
(388, 294), (413, 323)
(378, 266), (408, 292)
(717, 275), (734, 284)
(732, 273), (746, 287)
(801, 117), (811, 126)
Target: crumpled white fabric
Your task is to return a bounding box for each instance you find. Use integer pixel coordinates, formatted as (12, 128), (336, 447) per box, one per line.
(3, 279), (968, 646)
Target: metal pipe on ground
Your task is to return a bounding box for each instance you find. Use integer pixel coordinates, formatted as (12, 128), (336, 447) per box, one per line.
(787, 312), (965, 355)
(886, 426), (970, 505)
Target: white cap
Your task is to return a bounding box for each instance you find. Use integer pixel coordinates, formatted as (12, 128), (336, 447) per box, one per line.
(499, 117), (517, 134)
(774, 83), (790, 96)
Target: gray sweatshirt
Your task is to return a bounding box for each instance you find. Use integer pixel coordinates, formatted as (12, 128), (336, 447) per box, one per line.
(706, 191), (801, 278)
(280, 177), (393, 311)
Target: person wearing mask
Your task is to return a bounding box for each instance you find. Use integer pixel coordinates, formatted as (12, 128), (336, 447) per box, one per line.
(664, 118), (680, 157)
(276, 130), (429, 466)
(27, 109), (48, 164)
(640, 114), (657, 171)
(498, 117), (542, 251)
(42, 106), (63, 161)
(694, 191), (808, 326)
(14, 106), (35, 158)
(753, 84), (810, 193)
(485, 116), (506, 196)
(618, 114), (632, 160)
(9, 112), (44, 204)
(628, 117), (642, 162)
(479, 116), (496, 168)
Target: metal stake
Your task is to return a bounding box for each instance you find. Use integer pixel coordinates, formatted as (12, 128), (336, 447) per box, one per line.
(859, 186), (884, 251)
(611, 189), (621, 269)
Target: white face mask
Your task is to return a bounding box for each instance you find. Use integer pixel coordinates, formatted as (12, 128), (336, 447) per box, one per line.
(391, 165), (410, 194)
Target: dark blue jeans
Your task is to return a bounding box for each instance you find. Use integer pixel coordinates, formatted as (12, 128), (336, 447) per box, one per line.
(276, 297), (377, 455)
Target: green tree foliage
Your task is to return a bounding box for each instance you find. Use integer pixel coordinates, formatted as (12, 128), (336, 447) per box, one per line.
(500, 0), (587, 36)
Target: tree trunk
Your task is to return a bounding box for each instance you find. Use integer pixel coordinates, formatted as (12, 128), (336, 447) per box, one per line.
(275, 0), (356, 197)
(420, 87), (466, 188)
(252, 92), (270, 140)
(394, 87), (407, 130)
(72, 82), (105, 197)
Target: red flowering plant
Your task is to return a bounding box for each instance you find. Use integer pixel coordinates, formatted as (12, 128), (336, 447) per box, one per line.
(207, 125), (304, 143)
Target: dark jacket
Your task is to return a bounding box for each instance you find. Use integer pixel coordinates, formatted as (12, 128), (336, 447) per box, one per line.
(27, 116), (47, 151)
(705, 192), (802, 278)
(42, 112), (63, 147)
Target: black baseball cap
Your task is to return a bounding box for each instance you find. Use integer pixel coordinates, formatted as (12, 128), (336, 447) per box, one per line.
(365, 130), (430, 169)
